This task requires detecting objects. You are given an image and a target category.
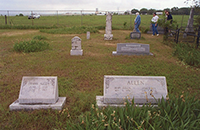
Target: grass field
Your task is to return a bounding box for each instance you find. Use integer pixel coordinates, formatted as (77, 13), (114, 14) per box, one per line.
(0, 15), (190, 29)
(0, 15), (199, 129)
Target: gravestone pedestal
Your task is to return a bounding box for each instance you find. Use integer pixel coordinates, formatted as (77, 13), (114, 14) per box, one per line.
(96, 75), (168, 108)
(70, 36), (83, 56)
(112, 43), (153, 55)
(9, 76), (66, 111)
(104, 12), (113, 40)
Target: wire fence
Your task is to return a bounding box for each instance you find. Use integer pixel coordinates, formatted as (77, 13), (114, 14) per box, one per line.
(0, 10), (192, 32)
(0, 10), (136, 29)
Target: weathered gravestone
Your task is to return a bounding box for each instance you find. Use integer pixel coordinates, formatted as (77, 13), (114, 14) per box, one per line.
(130, 32), (141, 39)
(104, 12), (113, 40)
(9, 76), (66, 111)
(112, 43), (153, 55)
(185, 8), (194, 33)
(86, 31), (90, 39)
(96, 75), (168, 108)
(70, 36), (83, 56)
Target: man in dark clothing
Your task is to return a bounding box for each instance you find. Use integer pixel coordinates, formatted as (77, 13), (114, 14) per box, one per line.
(166, 11), (173, 24)
(165, 10), (173, 34)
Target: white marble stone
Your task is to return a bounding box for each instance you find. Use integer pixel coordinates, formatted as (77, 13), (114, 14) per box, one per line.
(19, 76), (58, 104)
(9, 97), (66, 111)
(70, 36), (83, 55)
(70, 50), (83, 55)
(87, 31), (90, 39)
(96, 75), (168, 107)
(104, 13), (113, 40)
(9, 76), (66, 111)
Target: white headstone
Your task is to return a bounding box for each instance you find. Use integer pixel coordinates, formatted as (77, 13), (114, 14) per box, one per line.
(104, 12), (113, 40)
(19, 76), (58, 104)
(87, 31), (90, 39)
(96, 75), (168, 108)
(70, 36), (83, 55)
(9, 76), (66, 111)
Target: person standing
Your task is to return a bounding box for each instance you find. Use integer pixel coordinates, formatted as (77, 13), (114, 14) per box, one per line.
(165, 10), (173, 34)
(151, 12), (159, 36)
(134, 12), (141, 33)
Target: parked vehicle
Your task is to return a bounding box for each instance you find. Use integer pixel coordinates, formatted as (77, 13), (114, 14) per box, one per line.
(28, 14), (40, 19)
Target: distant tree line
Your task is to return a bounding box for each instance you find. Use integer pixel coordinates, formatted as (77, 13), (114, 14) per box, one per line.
(130, 7), (200, 15)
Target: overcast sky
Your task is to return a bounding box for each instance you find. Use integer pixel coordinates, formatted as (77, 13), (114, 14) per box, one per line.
(0, 0), (191, 11)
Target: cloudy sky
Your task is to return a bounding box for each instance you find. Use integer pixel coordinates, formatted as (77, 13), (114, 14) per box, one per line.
(0, 0), (191, 11)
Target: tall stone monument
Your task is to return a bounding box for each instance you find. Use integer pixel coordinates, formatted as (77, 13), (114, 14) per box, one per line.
(185, 8), (195, 33)
(104, 12), (113, 40)
(70, 36), (83, 56)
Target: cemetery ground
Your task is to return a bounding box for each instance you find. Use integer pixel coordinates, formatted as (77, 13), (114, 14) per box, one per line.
(0, 15), (200, 129)
(0, 28), (199, 129)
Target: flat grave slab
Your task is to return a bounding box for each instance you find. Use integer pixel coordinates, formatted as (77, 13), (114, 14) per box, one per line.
(96, 75), (168, 108)
(112, 43), (153, 55)
(9, 76), (66, 111)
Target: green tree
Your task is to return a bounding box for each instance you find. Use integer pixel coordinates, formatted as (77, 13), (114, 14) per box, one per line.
(131, 9), (139, 14)
(140, 8), (148, 15)
(148, 8), (156, 15)
(19, 13), (24, 16)
(171, 7), (179, 15)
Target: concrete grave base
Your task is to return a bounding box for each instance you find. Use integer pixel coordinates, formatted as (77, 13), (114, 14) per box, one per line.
(104, 34), (113, 40)
(96, 96), (157, 108)
(9, 97), (66, 111)
(70, 50), (83, 56)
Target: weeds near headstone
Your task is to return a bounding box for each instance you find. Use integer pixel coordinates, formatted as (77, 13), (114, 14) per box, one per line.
(13, 40), (49, 53)
(33, 35), (47, 40)
(13, 35), (49, 53)
(73, 93), (200, 129)
(173, 43), (200, 67)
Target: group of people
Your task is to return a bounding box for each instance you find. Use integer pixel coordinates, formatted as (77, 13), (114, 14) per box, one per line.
(134, 10), (173, 36)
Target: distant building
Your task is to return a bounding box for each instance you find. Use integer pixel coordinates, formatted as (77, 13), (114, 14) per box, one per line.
(156, 12), (163, 15)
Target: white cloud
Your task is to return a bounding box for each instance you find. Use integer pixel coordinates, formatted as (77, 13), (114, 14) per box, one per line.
(0, 0), (189, 11)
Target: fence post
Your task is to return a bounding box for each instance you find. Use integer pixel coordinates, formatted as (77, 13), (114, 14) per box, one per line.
(81, 10), (83, 26)
(176, 29), (180, 43)
(5, 15), (7, 25)
(197, 26), (200, 48)
(7, 11), (9, 25)
(57, 10), (59, 25)
(130, 13), (132, 29)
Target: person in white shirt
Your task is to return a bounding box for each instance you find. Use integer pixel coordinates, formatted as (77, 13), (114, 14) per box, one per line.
(151, 12), (159, 36)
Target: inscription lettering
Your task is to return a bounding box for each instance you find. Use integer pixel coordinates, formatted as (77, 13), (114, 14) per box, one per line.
(127, 80), (145, 85)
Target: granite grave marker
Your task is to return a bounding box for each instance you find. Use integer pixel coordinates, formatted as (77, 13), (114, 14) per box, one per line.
(112, 43), (153, 55)
(130, 32), (141, 39)
(96, 75), (168, 108)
